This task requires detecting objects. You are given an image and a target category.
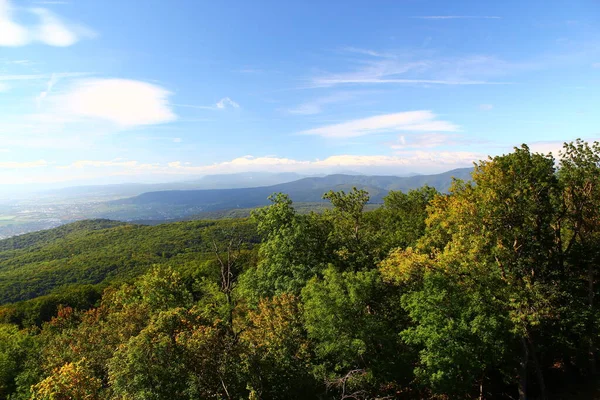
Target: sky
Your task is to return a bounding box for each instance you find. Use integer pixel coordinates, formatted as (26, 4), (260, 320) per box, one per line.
(0, 0), (599, 186)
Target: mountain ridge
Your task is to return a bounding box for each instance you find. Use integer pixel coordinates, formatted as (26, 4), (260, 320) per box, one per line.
(111, 168), (472, 212)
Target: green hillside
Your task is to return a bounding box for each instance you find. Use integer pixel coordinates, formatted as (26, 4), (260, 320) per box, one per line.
(0, 219), (127, 252)
(0, 218), (258, 306)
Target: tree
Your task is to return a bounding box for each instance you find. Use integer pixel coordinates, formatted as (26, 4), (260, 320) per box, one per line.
(241, 293), (315, 399)
(107, 308), (193, 400)
(557, 139), (600, 374)
(0, 324), (35, 398)
(377, 186), (439, 251)
(302, 267), (407, 398)
(240, 193), (332, 301)
(384, 252), (512, 398)
(385, 145), (561, 399)
(31, 360), (102, 400)
(322, 188), (376, 272)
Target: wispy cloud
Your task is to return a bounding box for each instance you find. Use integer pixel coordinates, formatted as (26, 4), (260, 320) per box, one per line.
(0, 0), (94, 47)
(299, 111), (459, 138)
(175, 97), (240, 110)
(236, 68), (264, 74)
(314, 77), (507, 86)
(36, 73), (59, 107)
(0, 160), (48, 169)
(310, 51), (516, 87)
(288, 92), (357, 115)
(339, 47), (394, 58)
(0, 59), (33, 65)
(0, 72), (87, 81)
(216, 97), (239, 109)
(60, 159), (149, 169)
(479, 104), (494, 111)
(411, 16), (501, 20)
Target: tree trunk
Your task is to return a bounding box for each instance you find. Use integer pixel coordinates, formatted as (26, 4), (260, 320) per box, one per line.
(589, 262), (596, 374)
(479, 377), (484, 400)
(519, 336), (528, 400)
(528, 337), (547, 400)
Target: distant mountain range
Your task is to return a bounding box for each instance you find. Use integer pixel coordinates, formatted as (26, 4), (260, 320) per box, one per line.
(0, 168), (473, 238)
(109, 168), (472, 218)
(4, 172), (310, 203)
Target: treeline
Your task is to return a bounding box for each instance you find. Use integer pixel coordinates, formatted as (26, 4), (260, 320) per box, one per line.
(0, 140), (599, 399)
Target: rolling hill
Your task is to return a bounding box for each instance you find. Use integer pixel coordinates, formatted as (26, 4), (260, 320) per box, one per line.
(0, 218), (258, 308)
(108, 168), (472, 219)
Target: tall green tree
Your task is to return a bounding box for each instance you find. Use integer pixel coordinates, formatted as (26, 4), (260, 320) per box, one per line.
(385, 145), (561, 399)
(240, 193), (331, 301)
(557, 139), (600, 374)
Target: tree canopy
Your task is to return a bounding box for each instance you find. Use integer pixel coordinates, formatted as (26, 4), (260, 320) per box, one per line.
(1, 140), (600, 399)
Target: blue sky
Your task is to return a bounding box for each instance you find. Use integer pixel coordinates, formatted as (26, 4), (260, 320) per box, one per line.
(0, 0), (599, 185)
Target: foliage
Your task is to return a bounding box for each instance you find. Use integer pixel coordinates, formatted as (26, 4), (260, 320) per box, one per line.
(0, 142), (600, 399)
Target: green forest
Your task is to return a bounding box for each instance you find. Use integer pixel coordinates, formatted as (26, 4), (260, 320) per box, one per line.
(0, 140), (599, 399)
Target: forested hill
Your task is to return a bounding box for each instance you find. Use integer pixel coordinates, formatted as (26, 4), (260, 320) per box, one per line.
(112, 168), (472, 208)
(0, 219), (127, 252)
(0, 218), (258, 308)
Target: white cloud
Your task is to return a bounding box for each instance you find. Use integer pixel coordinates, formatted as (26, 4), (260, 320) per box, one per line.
(0, 159), (47, 168)
(299, 111), (459, 138)
(0, 0), (28, 46)
(52, 78), (176, 127)
(0, 82), (8, 92)
(216, 97), (240, 109)
(479, 104), (494, 111)
(174, 97), (240, 111)
(14, 140), (600, 185)
(0, 0), (94, 47)
(0, 78), (176, 151)
(53, 152), (480, 179)
(173, 137), (182, 143)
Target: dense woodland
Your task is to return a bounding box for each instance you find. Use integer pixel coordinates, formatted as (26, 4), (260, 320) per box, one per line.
(0, 140), (599, 399)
